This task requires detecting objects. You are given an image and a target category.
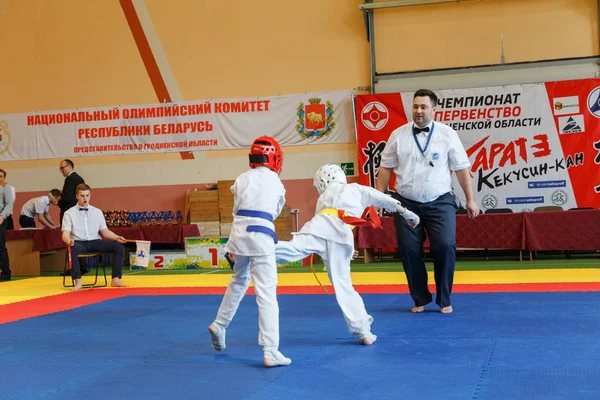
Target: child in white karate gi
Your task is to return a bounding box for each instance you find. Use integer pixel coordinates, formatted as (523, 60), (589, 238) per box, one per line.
(275, 164), (420, 345)
(208, 136), (291, 367)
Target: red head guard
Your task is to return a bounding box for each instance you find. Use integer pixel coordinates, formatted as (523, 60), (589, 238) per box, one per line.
(248, 136), (283, 174)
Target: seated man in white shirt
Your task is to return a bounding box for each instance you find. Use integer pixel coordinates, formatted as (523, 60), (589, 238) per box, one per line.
(19, 189), (61, 229)
(61, 183), (129, 291)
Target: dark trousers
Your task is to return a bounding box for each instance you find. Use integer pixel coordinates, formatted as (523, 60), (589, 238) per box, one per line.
(393, 192), (457, 308)
(71, 240), (124, 280)
(19, 215), (36, 228)
(6, 214), (14, 231)
(0, 218), (10, 278)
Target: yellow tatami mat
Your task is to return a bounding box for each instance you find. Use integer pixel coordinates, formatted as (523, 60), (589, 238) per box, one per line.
(2, 268), (600, 307)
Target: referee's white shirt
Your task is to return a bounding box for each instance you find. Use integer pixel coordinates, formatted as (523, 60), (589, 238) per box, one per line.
(62, 204), (106, 241)
(380, 121), (471, 203)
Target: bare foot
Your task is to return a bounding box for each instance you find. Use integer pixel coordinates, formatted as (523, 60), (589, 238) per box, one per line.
(361, 337), (374, 345)
(440, 306), (453, 314)
(70, 279), (82, 292)
(358, 331), (377, 345)
(111, 277), (129, 288)
(411, 305), (425, 313)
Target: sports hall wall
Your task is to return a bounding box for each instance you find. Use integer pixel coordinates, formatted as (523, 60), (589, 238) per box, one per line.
(0, 0), (597, 227)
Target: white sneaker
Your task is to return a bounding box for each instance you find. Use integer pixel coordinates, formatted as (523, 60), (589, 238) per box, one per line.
(358, 331), (377, 346)
(263, 350), (292, 367)
(208, 323), (226, 351)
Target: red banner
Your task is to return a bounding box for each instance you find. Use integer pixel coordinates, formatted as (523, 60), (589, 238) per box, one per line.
(354, 79), (600, 211)
(355, 93), (408, 190)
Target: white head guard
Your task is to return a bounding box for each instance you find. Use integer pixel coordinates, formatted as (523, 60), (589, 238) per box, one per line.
(313, 164), (347, 195)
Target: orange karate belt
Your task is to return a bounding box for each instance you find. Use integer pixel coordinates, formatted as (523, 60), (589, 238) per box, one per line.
(318, 205), (382, 229)
(311, 205), (382, 294)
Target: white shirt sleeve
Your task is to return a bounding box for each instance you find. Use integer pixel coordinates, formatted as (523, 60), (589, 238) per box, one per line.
(98, 209), (108, 231)
(62, 212), (73, 232)
(447, 130), (471, 171)
(380, 129), (400, 169)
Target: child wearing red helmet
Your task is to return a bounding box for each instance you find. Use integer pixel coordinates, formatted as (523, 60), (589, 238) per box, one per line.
(208, 136), (291, 367)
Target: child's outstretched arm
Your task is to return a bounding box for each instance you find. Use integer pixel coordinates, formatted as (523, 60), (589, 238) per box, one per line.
(394, 203), (420, 228)
(357, 184), (420, 227)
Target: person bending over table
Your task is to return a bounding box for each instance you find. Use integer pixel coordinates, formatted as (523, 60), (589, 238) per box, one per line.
(19, 189), (61, 229)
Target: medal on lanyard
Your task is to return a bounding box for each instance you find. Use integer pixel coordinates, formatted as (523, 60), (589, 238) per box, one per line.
(412, 124), (435, 167)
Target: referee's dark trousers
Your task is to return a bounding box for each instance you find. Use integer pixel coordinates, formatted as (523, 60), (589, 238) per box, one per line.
(70, 239), (124, 280)
(392, 192), (457, 308)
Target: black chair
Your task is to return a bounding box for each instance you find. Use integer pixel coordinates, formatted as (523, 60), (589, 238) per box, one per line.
(480, 208), (530, 260)
(63, 252), (109, 288)
(456, 208), (468, 214)
(484, 208), (513, 214)
(533, 205), (563, 212)
(565, 208), (595, 257)
(532, 206), (571, 258)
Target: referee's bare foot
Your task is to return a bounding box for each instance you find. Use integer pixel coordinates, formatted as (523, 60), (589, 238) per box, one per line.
(71, 279), (83, 292)
(111, 277), (129, 288)
(440, 306), (453, 314)
(411, 305), (425, 313)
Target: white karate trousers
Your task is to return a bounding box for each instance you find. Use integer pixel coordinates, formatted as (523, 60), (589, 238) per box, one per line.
(275, 234), (374, 336)
(214, 254), (280, 350)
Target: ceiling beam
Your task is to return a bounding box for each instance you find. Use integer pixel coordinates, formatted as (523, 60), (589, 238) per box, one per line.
(359, 0), (470, 11)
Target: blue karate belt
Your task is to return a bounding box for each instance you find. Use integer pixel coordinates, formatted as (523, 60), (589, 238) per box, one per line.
(236, 209), (278, 244)
(224, 252), (235, 270)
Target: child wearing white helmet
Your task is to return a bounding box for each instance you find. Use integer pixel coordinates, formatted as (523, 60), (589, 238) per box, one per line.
(275, 163), (420, 345)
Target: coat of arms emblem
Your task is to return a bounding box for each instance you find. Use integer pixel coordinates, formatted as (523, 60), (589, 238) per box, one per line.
(0, 121), (11, 156)
(295, 98), (335, 139)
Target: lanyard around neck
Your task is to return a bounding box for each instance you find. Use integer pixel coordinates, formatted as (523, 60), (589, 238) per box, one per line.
(412, 123), (434, 158)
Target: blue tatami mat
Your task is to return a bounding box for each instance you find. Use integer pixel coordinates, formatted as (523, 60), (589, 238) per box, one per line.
(1, 292), (600, 400)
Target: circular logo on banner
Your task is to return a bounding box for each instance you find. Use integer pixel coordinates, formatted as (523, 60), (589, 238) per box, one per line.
(552, 190), (567, 206)
(361, 102), (389, 131)
(481, 194), (497, 210)
(587, 87), (600, 118)
(0, 121), (11, 156)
